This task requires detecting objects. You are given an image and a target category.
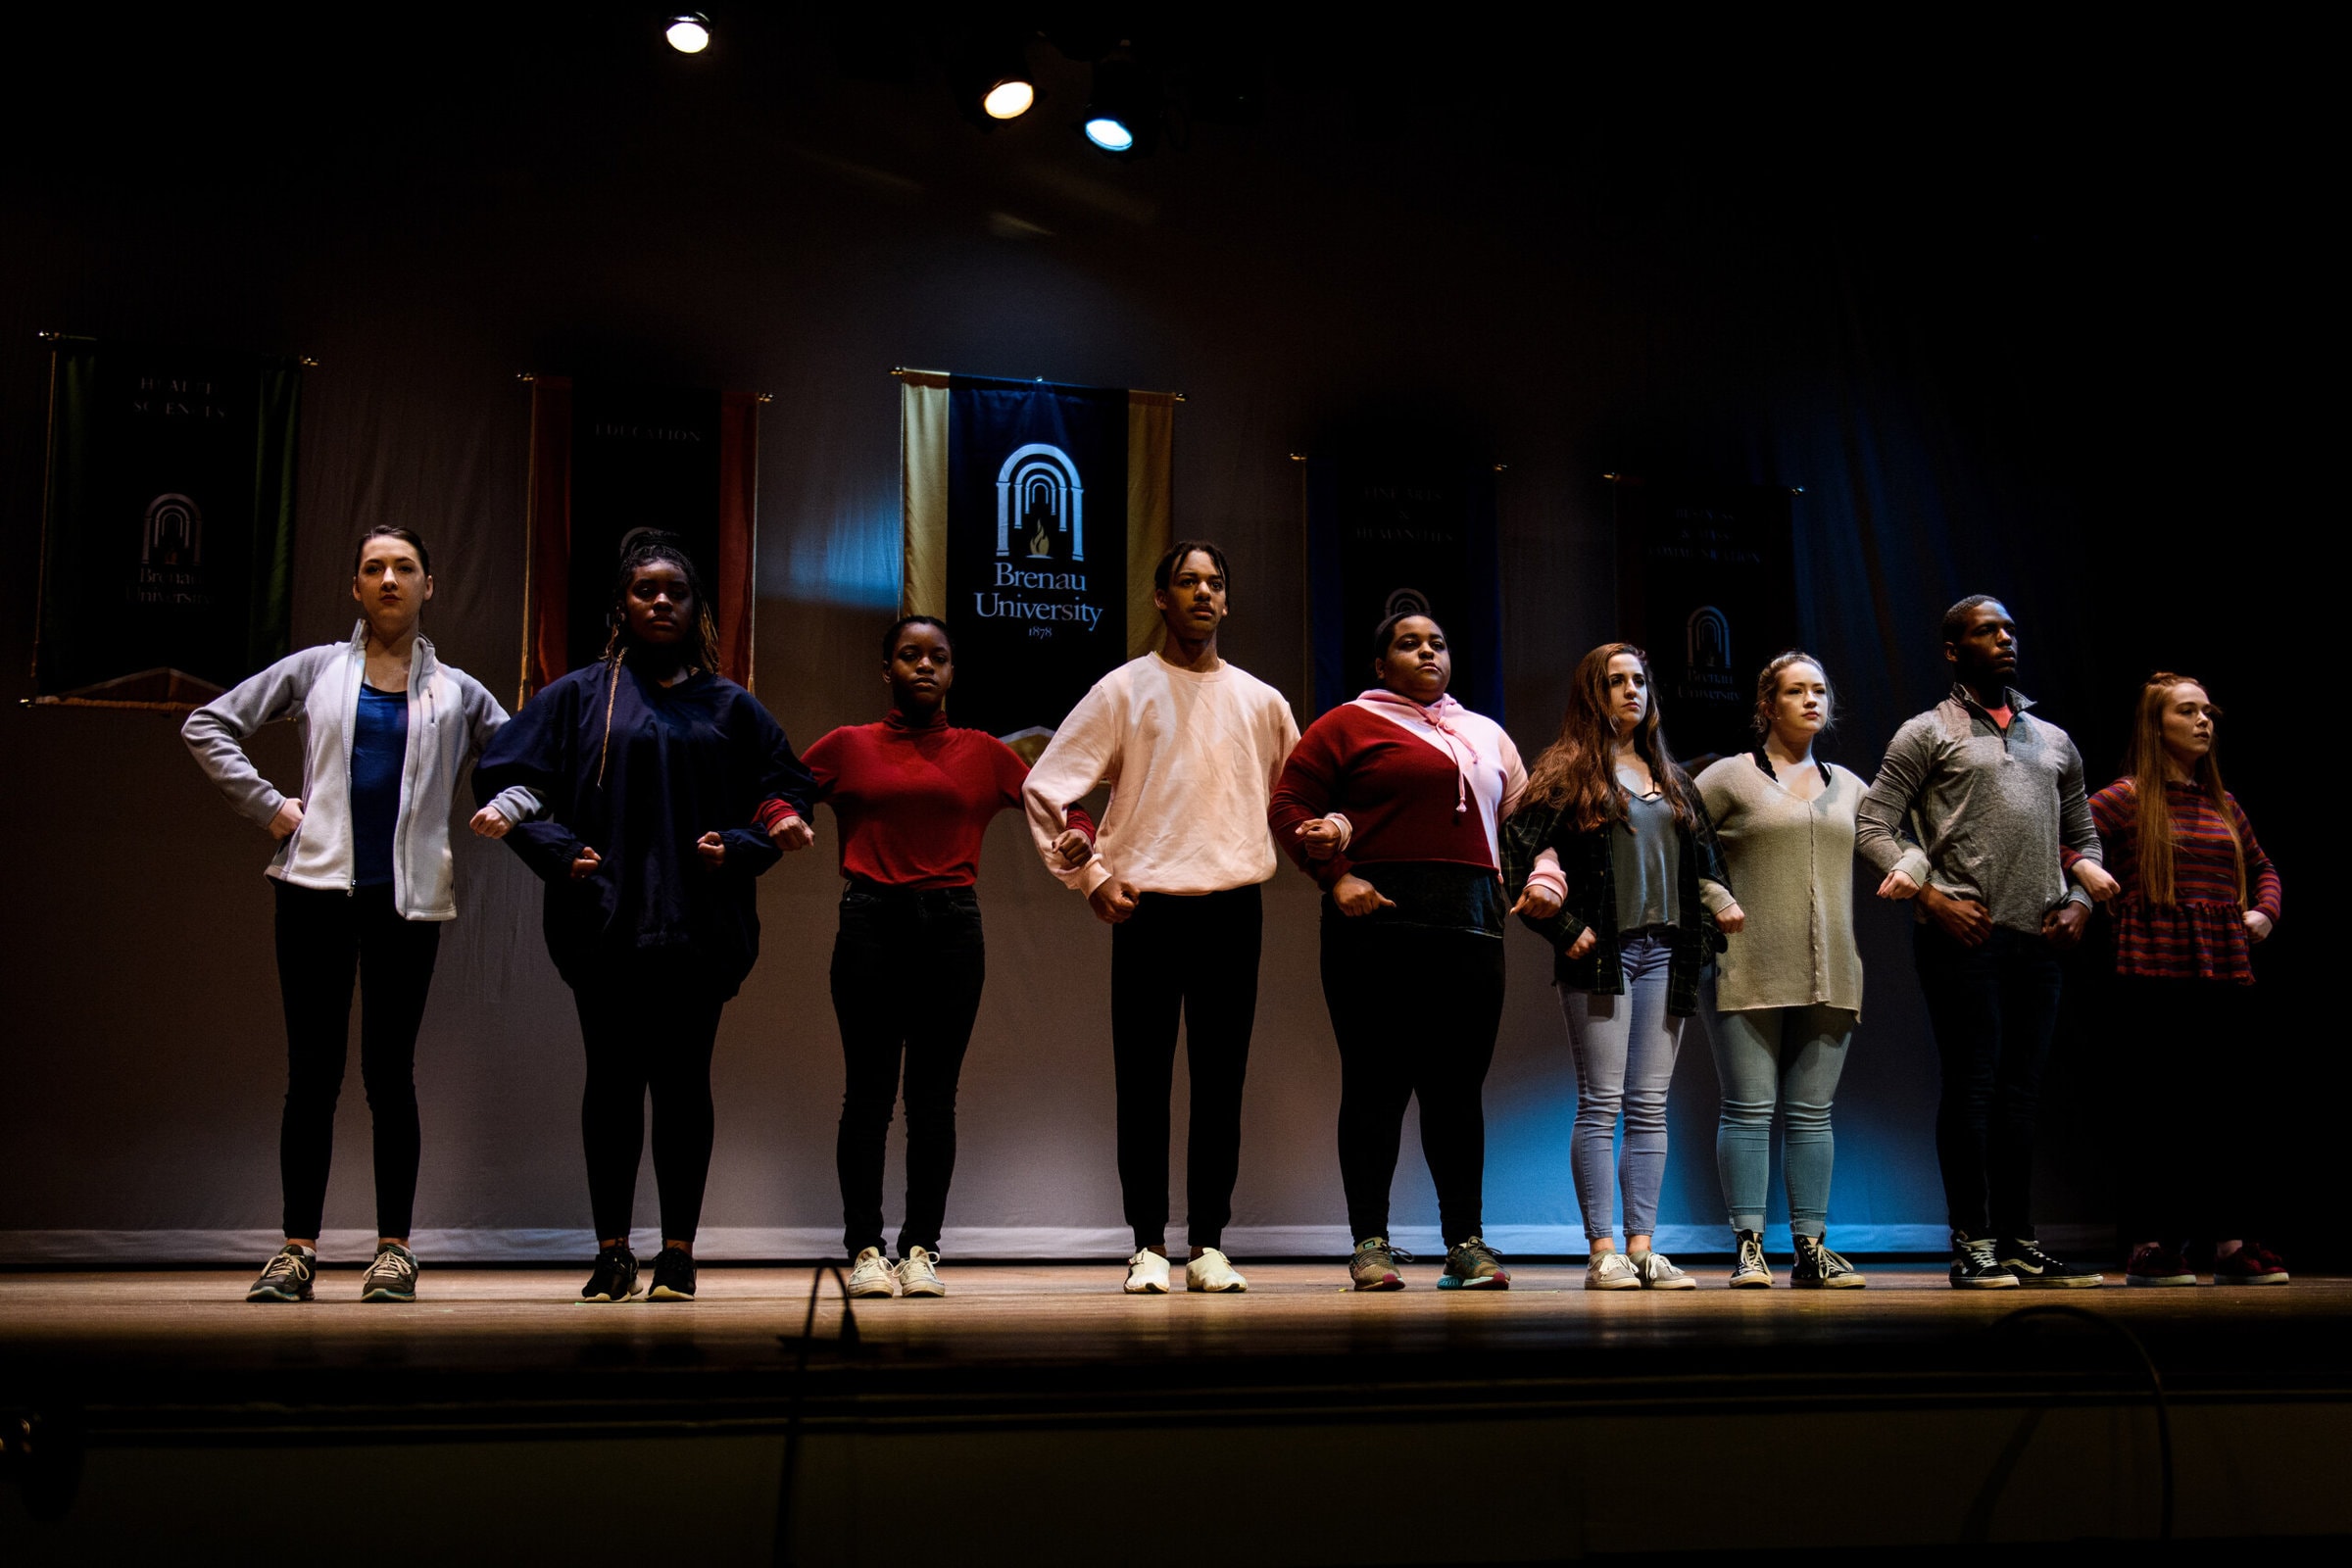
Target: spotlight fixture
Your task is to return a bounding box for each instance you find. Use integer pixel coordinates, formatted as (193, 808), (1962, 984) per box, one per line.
(664, 13), (710, 54)
(1082, 55), (1150, 155)
(984, 77), (1035, 120)
(950, 31), (1037, 127)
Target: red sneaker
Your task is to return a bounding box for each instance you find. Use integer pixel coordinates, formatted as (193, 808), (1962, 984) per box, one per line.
(2212, 1243), (2290, 1286)
(2124, 1243), (2195, 1287)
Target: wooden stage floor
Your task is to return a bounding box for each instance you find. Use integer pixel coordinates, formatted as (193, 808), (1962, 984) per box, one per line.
(7, 1261), (2349, 1374)
(7, 1266), (2352, 1562)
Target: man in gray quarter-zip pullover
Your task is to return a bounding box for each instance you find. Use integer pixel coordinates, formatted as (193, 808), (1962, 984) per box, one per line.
(1857, 595), (2114, 1291)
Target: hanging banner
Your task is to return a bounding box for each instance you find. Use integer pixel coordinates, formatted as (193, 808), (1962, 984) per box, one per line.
(519, 376), (759, 704)
(1302, 455), (1504, 721)
(900, 370), (1175, 761)
(1612, 477), (1801, 763)
(32, 338), (302, 709)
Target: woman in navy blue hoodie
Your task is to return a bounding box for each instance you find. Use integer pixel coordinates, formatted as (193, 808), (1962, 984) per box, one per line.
(476, 531), (814, 1302)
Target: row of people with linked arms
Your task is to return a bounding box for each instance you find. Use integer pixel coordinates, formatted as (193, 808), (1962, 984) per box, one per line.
(184, 527), (2282, 1304)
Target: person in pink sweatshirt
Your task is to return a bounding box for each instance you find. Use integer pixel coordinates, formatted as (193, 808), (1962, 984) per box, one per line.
(1021, 541), (1300, 1296)
(1269, 612), (1541, 1292)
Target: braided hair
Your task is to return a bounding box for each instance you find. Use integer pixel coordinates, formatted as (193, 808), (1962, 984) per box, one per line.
(596, 530), (721, 786)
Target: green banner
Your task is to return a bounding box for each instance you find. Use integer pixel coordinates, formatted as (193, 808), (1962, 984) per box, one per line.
(35, 340), (302, 707)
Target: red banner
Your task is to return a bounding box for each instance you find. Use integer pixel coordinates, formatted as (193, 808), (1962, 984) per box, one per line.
(519, 375), (758, 704)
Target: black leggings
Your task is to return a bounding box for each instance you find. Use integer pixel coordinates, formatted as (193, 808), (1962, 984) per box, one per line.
(572, 953), (727, 1245)
(1320, 911), (1504, 1248)
(273, 880), (442, 1240)
(830, 881), (987, 1258)
(1109, 885), (1263, 1251)
(2115, 973), (2253, 1245)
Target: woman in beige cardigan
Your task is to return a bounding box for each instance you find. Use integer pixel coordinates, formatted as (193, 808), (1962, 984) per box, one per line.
(1694, 653), (1868, 1290)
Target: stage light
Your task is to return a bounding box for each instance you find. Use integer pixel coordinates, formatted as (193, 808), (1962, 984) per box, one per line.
(1083, 115), (1135, 152)
(1081, 55), (1151, 156)
(984, 77), (1035, 120)
(664, 13), (710, 54)
(950, 32), (1037, 128)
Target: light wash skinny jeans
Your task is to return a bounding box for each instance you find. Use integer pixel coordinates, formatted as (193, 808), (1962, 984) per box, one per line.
(1560, 934), (1684, 1243)
(1707, 1000), (1856, 1237)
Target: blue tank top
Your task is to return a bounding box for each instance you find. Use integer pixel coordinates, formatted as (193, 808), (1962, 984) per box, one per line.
(350, 683), (408, 887)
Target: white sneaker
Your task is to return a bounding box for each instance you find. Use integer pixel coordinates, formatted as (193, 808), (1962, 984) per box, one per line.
(1585, 1250), (1642, 1291)
(1123, 1249), (1171, 1295)
(1185, 1247), (1248, 1293)
(1628, 1250), (1696, 1290)
(846, 1246), (897, 1298)
(895, 1245), (945, 1298)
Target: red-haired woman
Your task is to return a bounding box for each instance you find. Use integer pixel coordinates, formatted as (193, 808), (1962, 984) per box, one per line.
(2085, 674), (2284, 1286)
(1502, 644), (1742, 1291)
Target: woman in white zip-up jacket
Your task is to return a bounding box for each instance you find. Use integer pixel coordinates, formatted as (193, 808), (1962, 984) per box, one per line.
(182, 527), (536, 1306)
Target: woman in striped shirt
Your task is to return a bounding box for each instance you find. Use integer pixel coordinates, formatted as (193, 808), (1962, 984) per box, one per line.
(2085, 673), (2283, 1286)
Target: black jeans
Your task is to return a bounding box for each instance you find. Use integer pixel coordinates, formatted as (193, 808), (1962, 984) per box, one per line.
(272, 880), (442, 1240)
(829, 880), (987, 1258)
(1109, 885), (1263, 1251)
(571, 950), (727, 1245)
(1320, 912), (1505, 1247)
(1914, 921), (2065, 1239)
(2115, 974), (2251, 1245)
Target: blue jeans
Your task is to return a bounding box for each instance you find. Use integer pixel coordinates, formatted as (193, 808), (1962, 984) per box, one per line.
(1561, 934), (1684, 1243)
(1708, 1001), (1856, 1237)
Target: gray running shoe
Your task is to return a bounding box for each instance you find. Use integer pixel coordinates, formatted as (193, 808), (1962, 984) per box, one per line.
(360, 1241), (418, 1302)
(1438, 1237), (1510, 1291)
(246, 1244), (316, 1302)
(1791, 1234), (1866, 1289)
(1629, 1250), (1695, 1290)
(1729, 1230), (1772, 1289)
(1349, 1236), (1411, 1292)
(1585, 1250), (1642, 1290)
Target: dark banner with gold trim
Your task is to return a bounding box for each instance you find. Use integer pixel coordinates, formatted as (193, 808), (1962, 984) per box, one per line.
(1613, 478), (1800, 763)
(34, 339), (302, 709)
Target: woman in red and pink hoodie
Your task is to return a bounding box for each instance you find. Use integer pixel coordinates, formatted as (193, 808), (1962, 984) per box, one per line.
(1270, 612), (1552, 1293)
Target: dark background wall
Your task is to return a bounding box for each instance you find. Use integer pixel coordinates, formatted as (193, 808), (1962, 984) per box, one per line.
(0, 11), (2329, 1261)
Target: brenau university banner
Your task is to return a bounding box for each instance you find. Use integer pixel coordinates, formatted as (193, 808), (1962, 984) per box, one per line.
(899, 370), (1175, 761)
(34, 338), (303, 709)
(520, 376), (760, 704)
(1612, 477), (1800, 762)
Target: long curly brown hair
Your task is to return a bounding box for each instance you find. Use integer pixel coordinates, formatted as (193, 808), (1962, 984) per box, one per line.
(1522, 642), (1698, 832)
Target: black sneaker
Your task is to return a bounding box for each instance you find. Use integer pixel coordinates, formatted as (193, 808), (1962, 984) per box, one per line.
(1728, 1230), (1772, 1289)
(580, 1243), (641, 1302)
(1999, 1238), (2104, 1288)
(1950, 1233), (2020, 1289)
(360, 1242), (418, 1302)
(1437, 1236), (1510, 1291)
(1791, 1234), (1866, 1289)
(648, 1247), (698, 1300)
(246, 1244), (316, 1302)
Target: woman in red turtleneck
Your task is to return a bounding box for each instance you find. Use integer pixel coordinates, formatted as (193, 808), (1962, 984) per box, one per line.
(776, 616), (1093, 1300)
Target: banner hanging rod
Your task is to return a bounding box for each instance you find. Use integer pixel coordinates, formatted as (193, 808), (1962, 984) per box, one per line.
(891, 367), (1183, 402)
